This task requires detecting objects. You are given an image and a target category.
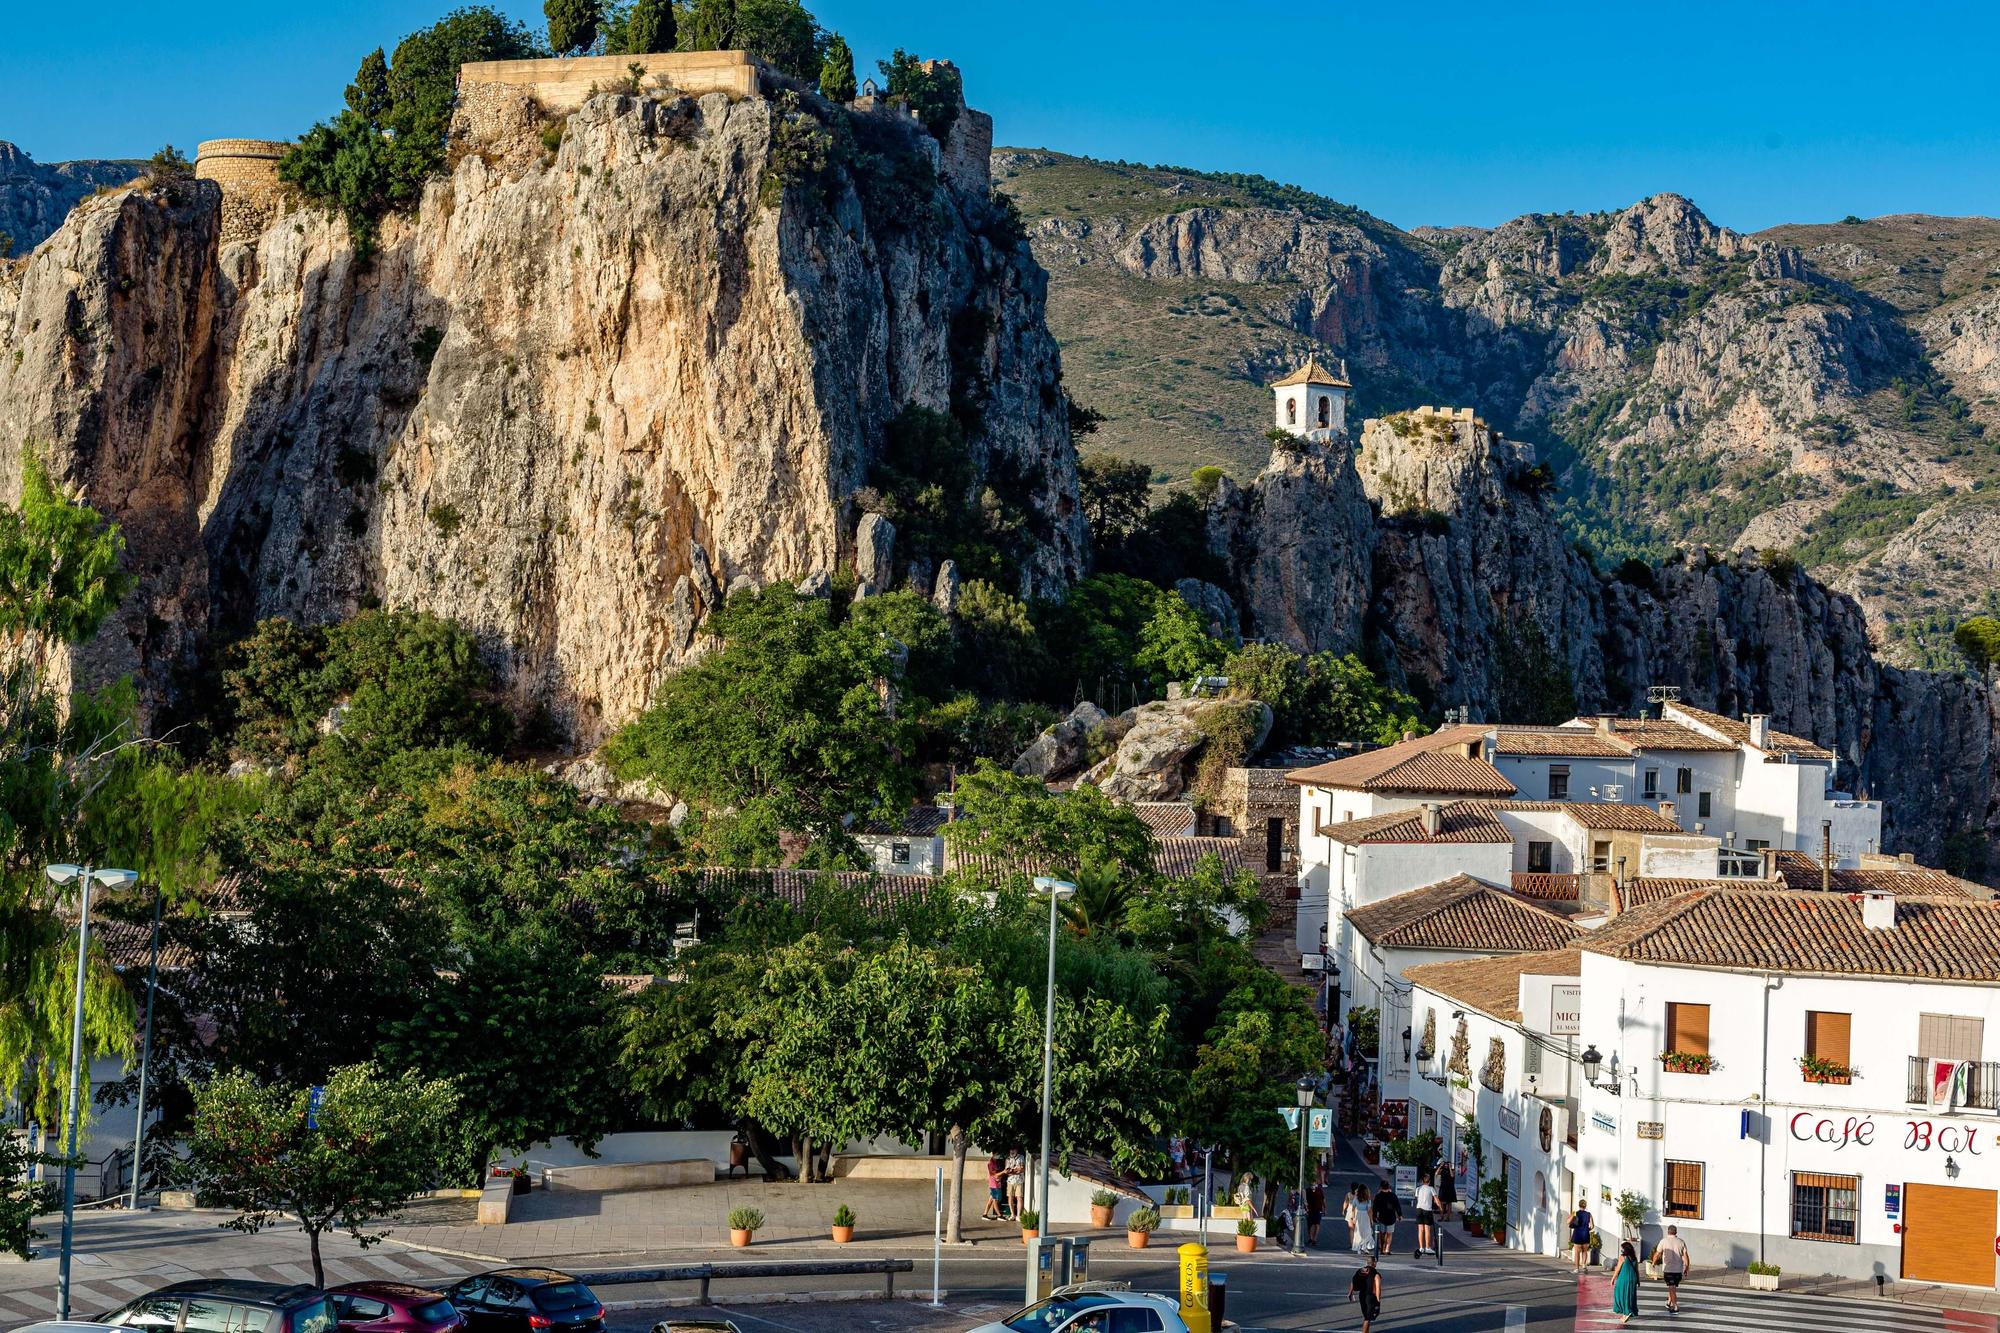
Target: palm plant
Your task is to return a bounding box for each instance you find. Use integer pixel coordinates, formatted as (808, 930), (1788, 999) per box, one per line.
(1060, 859), (1134, 937)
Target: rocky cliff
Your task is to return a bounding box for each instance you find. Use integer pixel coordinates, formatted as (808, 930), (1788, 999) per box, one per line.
(1213, 413), (1999, 872)
(997, 151), (2000, 668)
(0, 85), (1082, 741)
(0, 141), (146, 255)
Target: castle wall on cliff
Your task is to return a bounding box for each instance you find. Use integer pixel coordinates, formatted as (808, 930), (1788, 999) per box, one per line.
(195, 138), (287, 244)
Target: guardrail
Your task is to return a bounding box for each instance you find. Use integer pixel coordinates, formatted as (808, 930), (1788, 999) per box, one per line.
(575, 1259), (915, 1304)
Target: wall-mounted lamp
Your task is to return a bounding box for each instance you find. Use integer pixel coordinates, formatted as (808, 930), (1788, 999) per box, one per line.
(1946, 1156), (1961, 1180)
(1581, 1044), (1604, 1087)
(1402, 1027), (1413, 1063)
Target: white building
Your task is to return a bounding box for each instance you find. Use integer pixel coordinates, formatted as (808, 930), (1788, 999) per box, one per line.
(1341, 875), (1580, 1109)
(1269, 357), (1352, 442)
(854, 806), (951, 876)
(1574, 888), (2000, 1288)
(1405, 948), (1585, 1257)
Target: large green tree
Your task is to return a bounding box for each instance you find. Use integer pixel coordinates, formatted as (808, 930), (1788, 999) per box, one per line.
(817, 33), (856, 101)
(190, 1064), (456, 1286)
(944, 760), (1156, 882)
(545, 0), (603, 54)
(1956, 615), (2000, 675)
(678, 0), (823, 82)
(605, 583), (921, 862)
(1078, 453), (1151, 554)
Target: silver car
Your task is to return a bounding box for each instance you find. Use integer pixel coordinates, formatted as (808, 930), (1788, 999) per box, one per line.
(964, 1288), (1186, 1333)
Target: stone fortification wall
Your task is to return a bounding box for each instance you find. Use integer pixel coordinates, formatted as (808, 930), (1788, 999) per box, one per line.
(458, 50), (771, 119)
(194, 139), (287, 245)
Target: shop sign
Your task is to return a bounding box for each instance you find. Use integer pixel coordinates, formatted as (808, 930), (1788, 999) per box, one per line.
(1549, 984), (1582, 1036)
(1785, 1111), (1989, 1157)
(1498, 1106), (1521, 1138)
(1591, 1111), (1617, 1134)
(1637, 1121), (1664, 1140)
(1885, 1183), (1901, 1217)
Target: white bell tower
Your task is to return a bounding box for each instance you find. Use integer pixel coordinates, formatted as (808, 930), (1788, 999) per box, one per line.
(1270, 356), (1352, 442)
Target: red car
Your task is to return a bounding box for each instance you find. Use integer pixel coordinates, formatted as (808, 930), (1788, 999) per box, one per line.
(330, 1283), (467, 1333)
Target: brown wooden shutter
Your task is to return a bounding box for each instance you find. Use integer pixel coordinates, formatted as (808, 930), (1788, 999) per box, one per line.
(1668, 1002), (1710, 1056)
(1807, 1012), (1852, 1066)
(1919, 1014), (1985, 1063)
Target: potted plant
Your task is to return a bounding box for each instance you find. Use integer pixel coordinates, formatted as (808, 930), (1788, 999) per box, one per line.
(1615, 1190), (1649, 1240)
(1089, 1190), (1117, 1228)
(728, 1207), (764, 1247)
(1660, 1050), (1715, 1074)
(1476, 1177), (1508, 1245)
(1019, 1209), (1040, 1245)
(1235, 1216), (1258, 1252)
(1798, 1054), (1854, 1085)
(1127, 1206), (1160, 1249)
(1463, 1211), (1484, 1238)
(830, 1204), (855, 1244)
(1589, 1228), (1603, 1267)
(1746, 1260), (1780, 1292)
(489, 1166), (531, 1195)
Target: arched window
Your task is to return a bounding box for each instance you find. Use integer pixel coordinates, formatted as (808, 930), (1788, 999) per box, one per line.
(1317, 395), (1330, 427)
(1286, 397), (1298, 425)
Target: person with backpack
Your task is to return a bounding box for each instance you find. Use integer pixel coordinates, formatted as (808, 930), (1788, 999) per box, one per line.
(1568, 1198), (1596, 1271)
(1371, 1180), (1402, 1256)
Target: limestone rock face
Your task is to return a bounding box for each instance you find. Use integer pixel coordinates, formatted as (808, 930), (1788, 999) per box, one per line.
(1174, 577), (1241, 646)
(0, 141), (145, 254)
(1012, 699), (1108, 780)
(0, 88), (1084, 741)
(1084, 696), (1273, 804)
(855, 514), (896, 597)
(1209, 442), (1374, 654)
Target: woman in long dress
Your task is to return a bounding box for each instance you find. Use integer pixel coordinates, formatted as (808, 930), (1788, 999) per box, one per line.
(1610, 1239), (1640, 1323)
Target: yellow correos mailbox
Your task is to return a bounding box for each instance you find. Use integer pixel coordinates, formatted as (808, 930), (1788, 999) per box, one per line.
(1177, 1242), (1211, 1333)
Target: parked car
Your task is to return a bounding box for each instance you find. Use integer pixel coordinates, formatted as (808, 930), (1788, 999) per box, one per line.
(444, 1269), (604, 1333)
(15, 1322), (126, 1333)
(330, 1283), (465, 1333)
(100, 1281), (339, 1333)
(967, 1285), (1186, 1333)
(650, 1324), (744, 1333)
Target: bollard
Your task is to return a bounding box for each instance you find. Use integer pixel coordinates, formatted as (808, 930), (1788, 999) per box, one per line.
(1209, 1270), (1227, 1329)
(1178, 1243), (1211, 1333)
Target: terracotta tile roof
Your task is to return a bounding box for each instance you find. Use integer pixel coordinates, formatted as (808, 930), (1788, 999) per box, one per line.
(1271, 356), (1350, 389)
(1322, 800), (1514, 845)
(1492, 728), (1632, 758)
(693, 867), (933, 911)
(859, 805), (951, 837)
(1592, 718), (1737, 752)
(1769, 851), (1981, 898)
(1288, 732), (1516, 796)
(941, 846), (1046, 881)
(1405, 948), (1584, 1024)
(1152, 836), (1246, 882)
(1582, 889), (2000, 979)
(1666, 703), (1834, 761)
(1345, 874), (1583, 953)
(1496, 801), (1684, 833)
(1616, 876), (1748, 909)
(1133, 802), (1197, 836)
(86, 915), (194, 972)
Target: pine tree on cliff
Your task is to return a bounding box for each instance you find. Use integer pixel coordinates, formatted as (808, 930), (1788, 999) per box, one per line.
(818, 33), (856, 102)
(622, 0), (674, 54)
(545, 0), (602, 55)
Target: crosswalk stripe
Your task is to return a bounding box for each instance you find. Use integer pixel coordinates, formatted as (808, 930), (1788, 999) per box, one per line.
(398, 1249), (459, 1273)
(1674, 1293), (1941, 1328)
(0, 1292), (51, 1315)
(268, 1262), (315, 1285)
(104, 1277), (160, 1297)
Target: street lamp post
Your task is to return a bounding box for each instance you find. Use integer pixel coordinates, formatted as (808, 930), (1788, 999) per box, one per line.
(1026, 876), (1076, 1307)
(1293, 1076), (1315, 1257)
(45, 863), (139, 1321)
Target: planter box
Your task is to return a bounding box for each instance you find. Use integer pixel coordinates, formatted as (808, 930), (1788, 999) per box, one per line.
(1642, 1262), (1663, 1281)
(1802, 1073), (1852, 1085)
(159, 1190), (198, 1211)
(1746, 1272), (1779, 1292)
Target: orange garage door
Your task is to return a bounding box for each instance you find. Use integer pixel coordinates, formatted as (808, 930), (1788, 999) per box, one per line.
(1903, 1183), (1998, 1287)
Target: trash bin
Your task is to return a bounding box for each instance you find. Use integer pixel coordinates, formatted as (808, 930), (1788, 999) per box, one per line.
(1178, 1244), (1211, 1333)
(1208, 1271), (1227, 1329)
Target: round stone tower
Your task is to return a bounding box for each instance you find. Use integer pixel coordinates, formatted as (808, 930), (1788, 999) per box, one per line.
(195, 138), (289, 244)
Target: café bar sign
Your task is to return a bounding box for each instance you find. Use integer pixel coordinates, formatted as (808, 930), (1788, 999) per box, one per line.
(1787, 1111), (1992, 1156)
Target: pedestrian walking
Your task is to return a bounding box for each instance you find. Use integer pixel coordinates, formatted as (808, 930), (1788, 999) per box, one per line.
(1004, 1148), (1026, 1219)
(1344, 1185), (1366, 1254)
(1413, 1171), (1438, 1256)
(1610, 1240), (1640, 1324)
(1435, 1161), (1458, 1223)
(1651, 1224), (1690, 1314)
(1370, 1179), (1402, 1256)
(1348, 1255), (1383, 1333)
(1568, 1198), (1595, 1271)
(1307, 1180), (1326, 1246)
(982, 1155), (1006, 1220)
(1351, 1184), (1374, 1254)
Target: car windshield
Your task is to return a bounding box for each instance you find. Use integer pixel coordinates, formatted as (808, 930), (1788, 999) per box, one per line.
(413, 1303), (459, 1325)
(1003, 1295), (1113, 1332)
(290, 1299), (338, 1333)
(529, 1285), (597, 1314)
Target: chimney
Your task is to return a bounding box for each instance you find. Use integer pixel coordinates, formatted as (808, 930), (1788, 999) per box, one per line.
(1615, 855), (1628, 889)
(1760, 847), (1778, 881)
(1747, 715), (1770, 749)
(1596, 716), (1615, 737)
(1402, 730), (1415, 744)
(1861, 891), (1897, 931)
(1420, 802), (1442, 837)
(1899, 852), (1916, 867)
(1821, 818), (1834, 891)
(1658, 799), (1677, 824)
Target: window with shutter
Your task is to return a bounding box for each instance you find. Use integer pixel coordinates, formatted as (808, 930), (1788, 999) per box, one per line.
(1664, 1161), (1704, 1219)
(1666, 1002), (1710, 1057)
(1919, 1013), (1984, 1063)
(1805, 1012), (1851, 1065)
(1790, 1172), (1859, 1242)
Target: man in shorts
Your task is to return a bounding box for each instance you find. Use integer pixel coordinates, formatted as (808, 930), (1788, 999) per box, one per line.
(1413, 1171), (1439, 1256)
(1652, 1224), (1690, 1313)
(1348, 1255), (1382, 1333)
(1370, 1180), (1402, 1256)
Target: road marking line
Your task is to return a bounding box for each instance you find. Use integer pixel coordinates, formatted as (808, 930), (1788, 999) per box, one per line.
(710, 1310), (807, 1333)
(1506, 1307), (1525, 1331)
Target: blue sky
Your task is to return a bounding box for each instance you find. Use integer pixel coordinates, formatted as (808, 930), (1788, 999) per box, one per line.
(4, 1), (1995, 232)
